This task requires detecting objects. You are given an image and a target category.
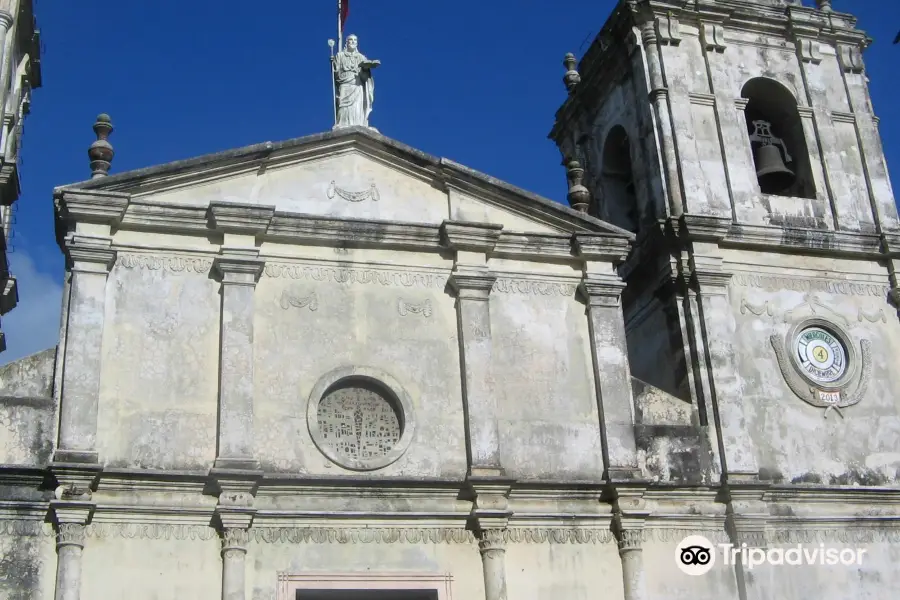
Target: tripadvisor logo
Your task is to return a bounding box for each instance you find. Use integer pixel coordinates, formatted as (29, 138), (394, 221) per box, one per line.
(676, 535), (868, 575)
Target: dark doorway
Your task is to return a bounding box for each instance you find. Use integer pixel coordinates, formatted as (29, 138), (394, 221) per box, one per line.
(297, 591), (438, 600)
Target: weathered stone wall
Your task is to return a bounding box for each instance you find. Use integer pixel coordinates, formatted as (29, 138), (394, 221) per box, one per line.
(0, 528), (56, 600)
(0, 347), (55, 466)
(80, 534), (221, 599)
(490, 281), (601, 480)
(726, 251), (900, 485)
(96, 258), (219, 470)
(253, 254), (467, 477)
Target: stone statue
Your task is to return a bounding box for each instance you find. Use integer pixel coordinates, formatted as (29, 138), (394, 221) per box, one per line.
(332, 35), (380, 129)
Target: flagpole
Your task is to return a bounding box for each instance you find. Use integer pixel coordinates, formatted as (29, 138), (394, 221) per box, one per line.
(337, 0), (343, 53)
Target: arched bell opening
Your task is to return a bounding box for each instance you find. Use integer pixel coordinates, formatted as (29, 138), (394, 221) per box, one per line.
(599, 125), (640, 233)
(741, 78), (816, 199)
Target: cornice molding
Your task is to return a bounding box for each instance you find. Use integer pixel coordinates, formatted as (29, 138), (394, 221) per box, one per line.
(440, 220), (503, 253)
(121, 200), (209, 233)
(55, 189), (130, 226)
(268, 214), (441, 250)
(724, 224), (883, 257)
(208, 202), (275, 235)
(492, 232), (574, 261)
(678, 214), (732, 243)
(572, 233), (631, 264)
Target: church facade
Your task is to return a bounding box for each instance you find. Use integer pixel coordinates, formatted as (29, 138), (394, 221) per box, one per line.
(0, 0), (899, 599)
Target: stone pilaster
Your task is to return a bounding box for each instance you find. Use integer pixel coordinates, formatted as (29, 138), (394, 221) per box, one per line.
(54, 236), (115, 464)
(50, 500), (93, 600)
(0, 9), (13, 127)
(639, 20), (683, 216)
(443, 220), (504, 476)
(208, 202), (274, 472)
(574, 234), (640, 481)
(681, 216), (759, 481)
(52, 190), (129, 465)
(213, 251), (264, 470)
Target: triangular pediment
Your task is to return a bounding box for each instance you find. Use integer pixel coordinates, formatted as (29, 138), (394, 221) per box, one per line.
(60, 127), (629, 236)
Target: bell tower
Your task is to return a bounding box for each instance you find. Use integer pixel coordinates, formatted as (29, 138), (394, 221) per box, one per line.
(551, 0), (900, 490)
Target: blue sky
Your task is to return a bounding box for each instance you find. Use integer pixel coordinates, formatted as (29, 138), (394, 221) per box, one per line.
(3, 0), (899, 363)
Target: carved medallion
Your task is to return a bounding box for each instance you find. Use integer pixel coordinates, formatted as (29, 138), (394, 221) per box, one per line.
(770, 299), (871, 418)
(326, 180), (380, 203)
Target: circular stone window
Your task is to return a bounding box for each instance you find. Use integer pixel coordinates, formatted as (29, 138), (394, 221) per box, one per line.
(307, 367), (416, 471)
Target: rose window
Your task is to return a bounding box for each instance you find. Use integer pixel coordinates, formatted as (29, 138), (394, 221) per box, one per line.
(316, 381), (403, 463)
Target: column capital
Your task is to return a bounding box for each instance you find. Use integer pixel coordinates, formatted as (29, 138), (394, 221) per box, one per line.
(213, 250), (265, 286)
(49, 500), (94, 529)
(477, 528), (507, 554)
(221, 527), (250, 556)
(0, 11), (13, 31)
(578, 276), (626, 307)
(55, 523), (86, 551)
(65, 235), (116, 273)
(440, 220), (503, 252)
(690, 254), (732, 292)
(448, 270), (497, 300)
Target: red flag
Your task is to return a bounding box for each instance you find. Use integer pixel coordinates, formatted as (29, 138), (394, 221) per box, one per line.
(340, 0), (349, 29)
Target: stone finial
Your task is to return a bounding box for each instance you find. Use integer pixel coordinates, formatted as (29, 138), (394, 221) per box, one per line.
(563, 53), (581, 94)
(815, 0), (832, 11)
(565, 159), (591, 213)
(88, 114), (114, 179)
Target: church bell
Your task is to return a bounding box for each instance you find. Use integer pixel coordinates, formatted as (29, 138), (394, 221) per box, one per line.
(749, 119), (795, 193)
(754, 143), (795, 192)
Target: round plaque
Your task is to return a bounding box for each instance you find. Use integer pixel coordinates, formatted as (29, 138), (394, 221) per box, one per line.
(307, 367), (416, 471)
(793, 326), (847, 384)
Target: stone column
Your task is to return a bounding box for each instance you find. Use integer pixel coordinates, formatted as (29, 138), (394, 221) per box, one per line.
(215, 479), (257, 600)
(54, 524), (85, 600)
(50, 499), (93, 600)
(208, 202), (274, 471)
(574, 235), (641, 480)
(478, 529), (508, 600)
(613, 495), (649, 600)
(469, 479), (512, 600)
(221, 528), (250, 600)
(618, 532), (646, 600)
(442, 220), (504, 476)
(682, 216), (759, 480)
